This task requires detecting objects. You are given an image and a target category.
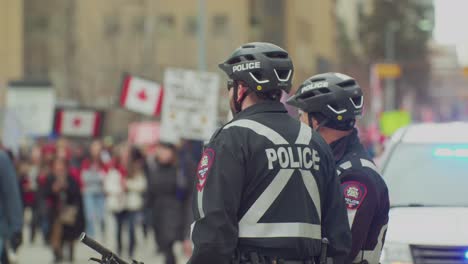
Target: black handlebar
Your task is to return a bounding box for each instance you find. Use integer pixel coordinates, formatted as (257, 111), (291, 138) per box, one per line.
(80, 232), (133, 264)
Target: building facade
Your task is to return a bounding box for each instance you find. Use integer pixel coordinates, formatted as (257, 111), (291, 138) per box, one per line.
(0, 0), (23, 104)
(24, 0), (339, 135)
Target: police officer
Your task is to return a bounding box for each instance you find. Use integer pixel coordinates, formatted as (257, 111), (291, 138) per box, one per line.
(287, 73), (390, 264)
(188, 43), (351, 264)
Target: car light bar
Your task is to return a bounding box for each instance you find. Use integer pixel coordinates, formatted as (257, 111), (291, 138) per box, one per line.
(433, 147), (468, 158)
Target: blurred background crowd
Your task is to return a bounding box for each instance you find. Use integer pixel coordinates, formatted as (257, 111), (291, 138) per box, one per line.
(1, 138), (202, 263)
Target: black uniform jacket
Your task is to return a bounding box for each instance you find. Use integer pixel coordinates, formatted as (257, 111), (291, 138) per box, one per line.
(332, 129), (390, 264)
(188, 102), (351, 264)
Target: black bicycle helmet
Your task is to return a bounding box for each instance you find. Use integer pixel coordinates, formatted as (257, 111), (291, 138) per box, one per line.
(287, 72), (363, 130)
(218, 42), (294, 93)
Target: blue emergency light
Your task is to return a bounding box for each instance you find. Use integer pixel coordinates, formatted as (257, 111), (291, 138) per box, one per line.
(464, 250), (468, 259)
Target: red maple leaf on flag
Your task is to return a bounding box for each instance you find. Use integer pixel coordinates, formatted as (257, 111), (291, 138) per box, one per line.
(73, 117), (82, 127)
(137, 89), (148, 101)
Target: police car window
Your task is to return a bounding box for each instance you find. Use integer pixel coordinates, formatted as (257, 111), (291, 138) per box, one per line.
(383, 143), (468, 207)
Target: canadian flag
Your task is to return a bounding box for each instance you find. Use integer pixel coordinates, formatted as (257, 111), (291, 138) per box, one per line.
(120, 74), (164, 116)
(55, 109), (102, 137)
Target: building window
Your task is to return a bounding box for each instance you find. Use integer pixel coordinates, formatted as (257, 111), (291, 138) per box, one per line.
(186, 16), (198, 36)
(212, 15), (229, 36)
(103, 16), (120, 38)
(157, 15), (175, 35)
(297, 19), (311, 42)
(133, 16), (145, 34)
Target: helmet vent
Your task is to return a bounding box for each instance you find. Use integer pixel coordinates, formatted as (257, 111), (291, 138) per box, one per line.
(243, 55), (256, 61)
(275, 69), (292, 80)
(242, 44), (256, 48)
(318, 88), (331, 94)
(227, 57), (242, 64)
(264, 51), (288, 59)
(350, 96), (363, 108)
(311, 78), (326, 82)
(337, 80), (356, 88)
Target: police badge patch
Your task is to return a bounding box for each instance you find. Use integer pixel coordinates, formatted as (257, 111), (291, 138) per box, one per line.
(342, 181), (367, 210)
(196, 148), (215, 192)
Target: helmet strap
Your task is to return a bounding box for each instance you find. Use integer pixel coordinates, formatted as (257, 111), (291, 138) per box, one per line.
(309, 114), (329, 132)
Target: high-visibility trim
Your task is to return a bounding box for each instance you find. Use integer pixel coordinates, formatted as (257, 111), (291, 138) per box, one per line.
(338, 159), (379, 176)
(300, 169), (321, 220)
(360, 159), (379, 173)
(238, 168), (322, 239)
(295, 122), (313, 145)
(239, 169), (295, 224)
(327, 104), (347, 114)
(238, 222), (321, 239)
(224, 119), (288, 145)
(347, 209), (357, 227)
(340, 161), (352, 170)
(197, 188), (205, 218)
(190, 221), (197, 246)
(249, 72), (270, 84)
(354, 224), (388, 263)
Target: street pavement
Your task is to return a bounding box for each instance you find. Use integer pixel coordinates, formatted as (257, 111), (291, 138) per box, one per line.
(13, 213), (189, 264)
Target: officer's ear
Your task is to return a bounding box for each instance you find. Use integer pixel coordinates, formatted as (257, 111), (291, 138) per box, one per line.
(311, 117), (320, 130)
(237, 82), (249, 101)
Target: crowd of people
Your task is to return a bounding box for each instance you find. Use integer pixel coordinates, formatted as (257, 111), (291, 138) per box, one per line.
(4, 137), (202, 264)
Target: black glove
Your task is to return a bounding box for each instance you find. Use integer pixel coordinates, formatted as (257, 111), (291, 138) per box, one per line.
(10, 232), (23, 251)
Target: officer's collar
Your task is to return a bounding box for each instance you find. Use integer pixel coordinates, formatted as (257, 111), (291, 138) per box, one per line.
(329, 128), (360, 161)
(233, 101), (287, 120)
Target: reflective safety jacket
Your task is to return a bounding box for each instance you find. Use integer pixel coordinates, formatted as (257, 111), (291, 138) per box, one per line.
(188, 102), (351, 264)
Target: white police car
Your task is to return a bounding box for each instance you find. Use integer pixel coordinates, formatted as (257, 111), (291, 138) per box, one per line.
(378, 122), (468, 264)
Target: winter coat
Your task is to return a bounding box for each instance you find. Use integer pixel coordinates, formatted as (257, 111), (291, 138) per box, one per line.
(104, 168), (126, 213)
(125, 172), (147, 211)
(147, 163), (184, 247)
(44, 174), (85, 241)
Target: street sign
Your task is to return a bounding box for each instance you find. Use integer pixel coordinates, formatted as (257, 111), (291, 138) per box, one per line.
(463, 67), (468, 77)
(160, 68), (220, 143)
(376, 63), (401, 78)
(379, 110), (411, 136)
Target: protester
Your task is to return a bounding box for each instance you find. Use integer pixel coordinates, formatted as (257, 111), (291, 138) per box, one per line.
(104, 157), (126, 256)
(81, 140), (107, 238)
(124, 147), (147, 257)
(23, 146), (43, 243)
(44, 158), (85, 263)
(147, 142), (182, 264)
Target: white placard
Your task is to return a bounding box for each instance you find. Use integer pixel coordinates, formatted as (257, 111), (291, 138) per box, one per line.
(160, 68), (220, 143)
(6, 85), (56, 136)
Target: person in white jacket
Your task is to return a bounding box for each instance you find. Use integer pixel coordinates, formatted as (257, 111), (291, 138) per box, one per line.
(124, 147), (147, 258)
(105, 145), (147, 258)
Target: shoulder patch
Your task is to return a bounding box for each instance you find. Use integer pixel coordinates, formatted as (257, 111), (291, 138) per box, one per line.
(196, 148), (215, 192)
(342, 181), (367, 210)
